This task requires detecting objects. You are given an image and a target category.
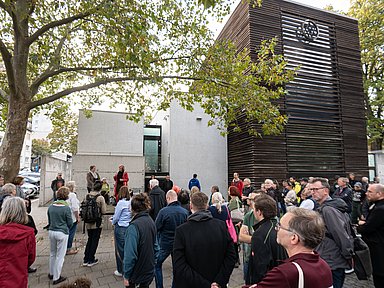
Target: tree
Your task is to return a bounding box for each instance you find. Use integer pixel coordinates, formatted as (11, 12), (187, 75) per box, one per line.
(348, 0), (384, 150)
(32, 138), (51, 156)
(47, 104), (78, 154)
(0, 0), (294, 181)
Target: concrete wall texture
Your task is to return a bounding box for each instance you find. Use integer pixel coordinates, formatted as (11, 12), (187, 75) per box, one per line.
(77, 110), (144, 156)
(40, 155), (72, 206)
(168, 101), (228, 196)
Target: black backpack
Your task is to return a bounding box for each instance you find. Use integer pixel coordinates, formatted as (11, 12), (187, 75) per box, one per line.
(80, 194), (101, 223)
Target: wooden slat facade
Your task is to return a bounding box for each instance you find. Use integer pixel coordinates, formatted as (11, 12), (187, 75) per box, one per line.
(218, 0), (368, 186)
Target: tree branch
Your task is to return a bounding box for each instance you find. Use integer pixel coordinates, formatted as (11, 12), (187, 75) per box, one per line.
(28, 75), (204, 110)
(27, 11), (92, 46)
(0, 1), (11, 14)
(30, 56), (193, 96)
(0, 39), (16, 95)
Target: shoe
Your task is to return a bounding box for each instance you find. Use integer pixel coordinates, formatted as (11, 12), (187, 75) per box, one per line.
(87, 259), (99, 267)
(53, 276), (67, 285)
(48, 274), (53, 280)
(28, 267), (37, 273)
(114, 270), (123, 277)
(82, 262), (89, 267)
(66, 249), (78, 255)
(345, 268), (354, 274)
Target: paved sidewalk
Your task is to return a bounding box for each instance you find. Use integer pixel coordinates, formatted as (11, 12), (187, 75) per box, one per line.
(28, 200), (374, 288)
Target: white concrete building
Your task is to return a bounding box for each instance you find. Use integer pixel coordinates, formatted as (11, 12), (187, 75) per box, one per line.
(0, 120), (33, 170)
(72, 102), (228, 197)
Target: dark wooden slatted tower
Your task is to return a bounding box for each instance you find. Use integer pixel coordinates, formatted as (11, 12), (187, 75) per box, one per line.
(218, 0), (368, 185)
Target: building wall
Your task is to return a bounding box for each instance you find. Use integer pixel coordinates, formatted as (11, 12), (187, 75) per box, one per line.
(168, 101), (228, 196)
(32, 113), (53, 140)
(73, 110), (145, 199)
(219, 0), (368, 185)
(77, 110), (143, 156)
(39, 155), (72, 206)
(151, 109), (171, 173)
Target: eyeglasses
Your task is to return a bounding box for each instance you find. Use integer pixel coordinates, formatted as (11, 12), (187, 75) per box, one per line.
(275, 222), (293, 233)
(308, 187), (326, 192)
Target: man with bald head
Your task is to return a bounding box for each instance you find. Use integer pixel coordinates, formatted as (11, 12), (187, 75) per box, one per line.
(357, 184), (384, 288)
(154, 190), (188, 288)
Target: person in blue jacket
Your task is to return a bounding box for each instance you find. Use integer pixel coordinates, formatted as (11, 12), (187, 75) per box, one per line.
(188, 174), (201, 191)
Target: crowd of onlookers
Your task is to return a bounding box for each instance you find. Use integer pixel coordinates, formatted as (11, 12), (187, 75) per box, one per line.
(0, 169), (383, 288)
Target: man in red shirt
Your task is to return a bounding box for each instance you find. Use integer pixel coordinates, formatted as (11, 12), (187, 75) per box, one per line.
(249, 208), (333, 288)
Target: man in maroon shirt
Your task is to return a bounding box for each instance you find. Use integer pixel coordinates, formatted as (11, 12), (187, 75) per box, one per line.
(249, 208), (333, 288)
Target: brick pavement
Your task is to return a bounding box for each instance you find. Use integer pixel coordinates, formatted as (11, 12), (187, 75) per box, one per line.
(28, 200), (374, 288)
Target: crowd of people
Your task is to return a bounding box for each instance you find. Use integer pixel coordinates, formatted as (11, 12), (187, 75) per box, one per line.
(0, 168), (383, 288)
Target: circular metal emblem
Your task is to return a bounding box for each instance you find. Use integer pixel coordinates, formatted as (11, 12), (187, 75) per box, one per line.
(296, 20), (319, 43)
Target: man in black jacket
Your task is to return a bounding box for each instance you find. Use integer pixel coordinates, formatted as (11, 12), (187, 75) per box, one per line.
(357, 184), (384, 288)
(248, 194), (287, 284)
(173, 192), (236, 288)
(148, 179), (166, 220)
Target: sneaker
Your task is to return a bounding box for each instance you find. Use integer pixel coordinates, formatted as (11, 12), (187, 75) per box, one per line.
(82, 262), (88, 267)
(48, 274), (53, 280)
(28, 267), (37, 273)
(114, 270), (123, 277)
(87, 259), (99, 267)
(345, 268), (354, 274)
(53, 276), (67, 285)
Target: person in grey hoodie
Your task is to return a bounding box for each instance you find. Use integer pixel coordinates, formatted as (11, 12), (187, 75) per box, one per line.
(310, 177), (353, 288)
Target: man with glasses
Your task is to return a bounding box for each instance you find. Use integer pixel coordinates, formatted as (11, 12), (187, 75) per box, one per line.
(248, 208), (332, 287)
(248, 194), (287, 285)
(310, 178), (353, 288)
(357, 184), (384, 288)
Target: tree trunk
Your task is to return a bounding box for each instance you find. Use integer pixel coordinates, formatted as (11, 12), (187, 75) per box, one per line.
(0, 96), (30, 182)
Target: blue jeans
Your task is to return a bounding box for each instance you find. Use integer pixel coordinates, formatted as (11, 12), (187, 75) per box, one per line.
(332, 268), (345, 288)
(67, 221), (77, 250)
(243, 261), (250, 284)
(154, 246), (173, 288)
(114, 225), (128, 273)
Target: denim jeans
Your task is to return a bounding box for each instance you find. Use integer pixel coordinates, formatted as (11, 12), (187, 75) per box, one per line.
(84, 228), (102, 263)
(49, 230), (68, 281)
(67, 221), (77, 250)
(332, 268), (345, 288)
(243, 261), (250, 284)
(114, 225), (128, 273)
(154, 246), (173, 288)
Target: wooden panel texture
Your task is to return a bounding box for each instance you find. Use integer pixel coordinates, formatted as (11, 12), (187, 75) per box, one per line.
(218, 0), (368, 186)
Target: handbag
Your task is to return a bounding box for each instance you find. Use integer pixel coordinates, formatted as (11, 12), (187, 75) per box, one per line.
(352, 233), (372, 280)
(230, 199), (244, 222)
(225, 207), (238, 243)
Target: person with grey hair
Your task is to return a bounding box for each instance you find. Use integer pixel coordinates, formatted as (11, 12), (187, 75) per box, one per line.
(0, 182), (17, 197)
(333, 177), (353, 213)
(357, 183), (384, 288)
(66, 181), (80, 255)
(154, 190), (188, 288)
(0, 196), (36, 288)
(148, 178), (165, 220)
(248, 208), (332, 287)
(310, 177), (353, 288)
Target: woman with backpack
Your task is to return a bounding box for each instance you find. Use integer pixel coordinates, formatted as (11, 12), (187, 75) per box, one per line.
(82, 180), (107, 267)
(111, 186), (132, 277)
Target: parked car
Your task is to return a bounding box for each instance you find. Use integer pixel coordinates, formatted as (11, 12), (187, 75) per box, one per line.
(21, 182), (39, 198)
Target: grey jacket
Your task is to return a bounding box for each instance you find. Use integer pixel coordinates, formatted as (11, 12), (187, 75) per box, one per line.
(316, 196), (353, 270)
